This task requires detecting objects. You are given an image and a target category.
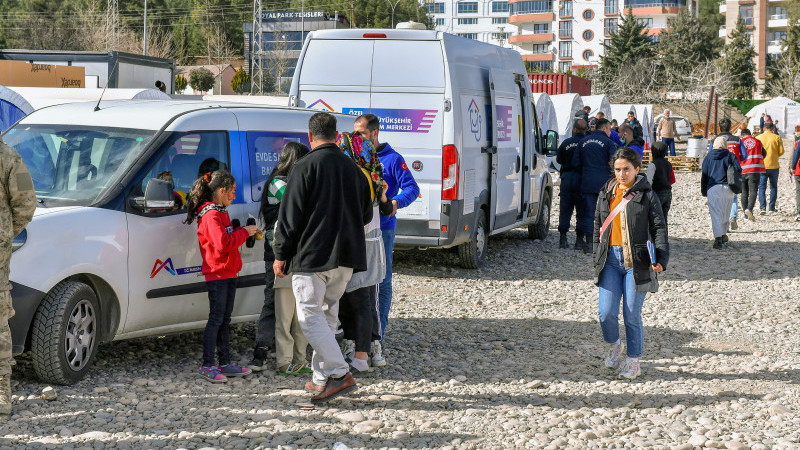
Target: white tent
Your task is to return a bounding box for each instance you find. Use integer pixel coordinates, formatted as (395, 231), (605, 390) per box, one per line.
(202, 95), (289, 106)
(745, 96), (800, 137)
(550, 93), (584, 145)
(633, 104), (653, 146)
(0, 86), (170, 131)
(610, 104), (636, 126)
(532, 93), (557, 136)
(582, 95), (611, 121)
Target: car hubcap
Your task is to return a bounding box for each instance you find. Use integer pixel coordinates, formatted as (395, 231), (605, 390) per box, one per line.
(476, 224), (486, 255)
(65, 299), (96, 372)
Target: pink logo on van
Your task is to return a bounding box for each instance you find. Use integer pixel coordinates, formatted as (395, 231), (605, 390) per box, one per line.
(307, 99), (335, 111)
(495, 105), (512, 142)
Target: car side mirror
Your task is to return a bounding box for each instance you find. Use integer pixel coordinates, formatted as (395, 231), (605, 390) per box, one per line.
(144, 178), (175, 209)
(545, 130), (559, 156)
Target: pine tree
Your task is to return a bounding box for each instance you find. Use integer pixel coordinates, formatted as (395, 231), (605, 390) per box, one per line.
(723, 19), (756, 99)
(598, 11), (654, 84)
(658, 10), (721, 76)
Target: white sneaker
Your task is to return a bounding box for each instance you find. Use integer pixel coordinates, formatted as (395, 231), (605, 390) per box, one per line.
(340, 339), (355, 360)
(369, 340), (387, 367)
(618, 358), (641, 379)
(604, 341), (623, 368)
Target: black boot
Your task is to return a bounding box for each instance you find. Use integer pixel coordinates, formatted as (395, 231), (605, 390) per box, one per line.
(573, 233), (584, 250)
(713, 237), (723, 249)
(582, 237), (592, 254)
(559, 232), (569, 249)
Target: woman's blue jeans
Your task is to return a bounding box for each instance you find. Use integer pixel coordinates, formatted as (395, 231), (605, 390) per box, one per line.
(598, 246), (647, 358)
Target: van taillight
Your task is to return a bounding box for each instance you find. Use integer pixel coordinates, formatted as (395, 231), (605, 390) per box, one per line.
(442, 144), (459, 201)
(363, 33), (387, 38)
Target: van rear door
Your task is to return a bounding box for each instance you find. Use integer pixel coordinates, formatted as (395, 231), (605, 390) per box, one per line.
(489, 68), (524, 229)
(294, 39), (373, 114)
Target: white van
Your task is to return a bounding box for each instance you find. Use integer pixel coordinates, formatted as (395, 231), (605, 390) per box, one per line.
(288, 29), (558, 268)
(4, 100), (356, 384)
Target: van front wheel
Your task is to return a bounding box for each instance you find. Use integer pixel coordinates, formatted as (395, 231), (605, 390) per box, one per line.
(459, 210), (488, 269)
(31, 281), (99, 385)
(528, 191), (551, 240)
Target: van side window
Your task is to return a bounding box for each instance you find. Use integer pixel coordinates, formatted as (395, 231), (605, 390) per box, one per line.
(246, 131), (309, 201)
(136, 131), (230, 214)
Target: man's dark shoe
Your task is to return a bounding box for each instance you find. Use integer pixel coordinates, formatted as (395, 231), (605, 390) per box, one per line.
(721, 234), (729, 243)
(573, 233), (584, 251)
(310, 373), (357, 404)
(559, 232), (569, 249)
(713, 237), (723, 249)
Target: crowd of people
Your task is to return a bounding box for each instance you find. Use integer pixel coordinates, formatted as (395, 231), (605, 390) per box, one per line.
(184, 112), (419, 404)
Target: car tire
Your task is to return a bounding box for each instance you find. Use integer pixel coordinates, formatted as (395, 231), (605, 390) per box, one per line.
(31, 281), (99, 385)
(458, 209), (488, 269)
(528, 191), (551, 241)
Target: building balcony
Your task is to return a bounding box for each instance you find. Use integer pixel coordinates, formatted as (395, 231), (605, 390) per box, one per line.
(623, 0), (686, 15)
(768, 17), (788, 28)
(647, 27), (667, 35)
(509, 13), (555, 24)
(719, 3), (726, 13)
(768, 43), (782, 54)
(521, 54), (555, 62)
(719, 26), (726, 37)
(509, 33), (555, 43)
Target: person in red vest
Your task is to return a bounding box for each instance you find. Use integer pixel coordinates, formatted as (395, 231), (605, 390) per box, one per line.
(791, 139), (800, 221)
(739, 129), (766, 221)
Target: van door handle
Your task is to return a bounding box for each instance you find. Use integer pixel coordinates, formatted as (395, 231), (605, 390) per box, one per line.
(515, 156), (520, 173)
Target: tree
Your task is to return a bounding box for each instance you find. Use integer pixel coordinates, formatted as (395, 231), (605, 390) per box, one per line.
(175, 74), (188, 93)
(189, 67), (215, 94)
(698, 0), (725, 39)
(722, 19), (756, 99)
(230, 67), (250, 94)
(658, 11), (721, 77)
(597, 11), (654, 89)
(288, 0), (429, 29)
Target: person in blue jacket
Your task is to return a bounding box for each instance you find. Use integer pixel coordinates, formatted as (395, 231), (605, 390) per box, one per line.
(572, 118), (618, 253)
(354, 113), (420, 368)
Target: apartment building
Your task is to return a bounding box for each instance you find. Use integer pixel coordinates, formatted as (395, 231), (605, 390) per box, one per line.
(719, 0), (791, 81)
(425, 0), (696, 72)
(423, 1), (519, 47)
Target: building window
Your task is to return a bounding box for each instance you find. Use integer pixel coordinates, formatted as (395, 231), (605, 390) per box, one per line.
(426, 2), (445, 14)
(582, 49), (593, 60)
(458, 18), (479, 24)
(492, 32), (511, 40)
(770, 31), (787, 44)
(637, 18), (653, 28)
(604, 18), (618, 35)
(559, 61), (571, 72)
(510, 0), (554, 15)
(531, 43), (551, 53)
(492, 1), (509, 13)
(650, 34), (659, 43)
(528, 60), (554, 72)
(492, 17), (509, 24)
(533, 23), (551, 34)
(582, 9), (594, 20)
(458, 2), (479, 14)
(745, 31), (753, 43)
(604, 0), (617, 15)
(559, 20), (572, 37)
(624, 0), (686, 7)
(457, 33), (479, 39)
(739, 5), (754, 26)
(582, 29), (593, 40)
(559, 41), (572, 57)
(435, 18), (446, 26)
(560, 0), (573, 16)
(604, 39), (612, 48)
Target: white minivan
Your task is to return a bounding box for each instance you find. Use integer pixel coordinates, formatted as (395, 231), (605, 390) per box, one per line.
(4, 100), (356, 384)
(288, 29), (558, 268)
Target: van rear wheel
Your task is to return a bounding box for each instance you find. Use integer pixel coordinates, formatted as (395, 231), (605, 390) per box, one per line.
(31, 281), (99, 385)
(528, 191), (551, 241)
(459, 209), (488, 269)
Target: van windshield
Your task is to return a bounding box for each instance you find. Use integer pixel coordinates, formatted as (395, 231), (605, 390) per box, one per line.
(2, 125), (155, 207)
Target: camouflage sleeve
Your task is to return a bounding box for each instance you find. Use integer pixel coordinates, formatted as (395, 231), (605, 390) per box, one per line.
(6, 151), (36, 236)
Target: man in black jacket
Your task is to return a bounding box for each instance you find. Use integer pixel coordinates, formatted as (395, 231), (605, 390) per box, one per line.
(572, 118), (618, 252)
(273, 112), (373, 403)
(557, 119), (587, 249)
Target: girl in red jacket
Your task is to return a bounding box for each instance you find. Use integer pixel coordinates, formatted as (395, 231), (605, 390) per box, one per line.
(185, 170), (258, 383)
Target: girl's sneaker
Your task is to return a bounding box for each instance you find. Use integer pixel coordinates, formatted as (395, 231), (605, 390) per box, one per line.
(218, 362), (252, 377)
(295, 362), (312, 374)
(605, 341), (623, 368)
(619, 358), (641, 379)
(199, 366), (227, 383)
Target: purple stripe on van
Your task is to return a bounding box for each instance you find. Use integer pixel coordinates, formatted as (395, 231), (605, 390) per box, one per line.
(342, 108), (438, 133)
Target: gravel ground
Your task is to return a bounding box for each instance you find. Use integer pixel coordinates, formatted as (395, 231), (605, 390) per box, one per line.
(3, 144), (799, 449)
